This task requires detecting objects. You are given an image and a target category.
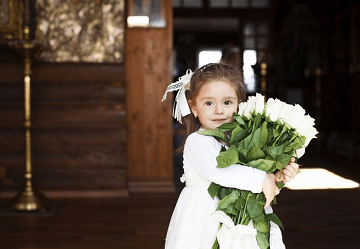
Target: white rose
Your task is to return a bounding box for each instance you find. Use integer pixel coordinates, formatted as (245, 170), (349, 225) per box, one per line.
(278, 103), (294, 123)
(282, 104), (306, 129)
(265, 98), (284, 122)
(253, 93), (265, 115)
(295, 114), (315, 136)
(238, 102), (247, 116)
(295, 147), (306, 158)
(304, 126), (318, 147)
(243, 96), (256, 118)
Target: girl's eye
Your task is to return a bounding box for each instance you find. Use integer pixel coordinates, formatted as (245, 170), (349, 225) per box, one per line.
(205, 101), (213, 106)
(224, 100), (232, 105)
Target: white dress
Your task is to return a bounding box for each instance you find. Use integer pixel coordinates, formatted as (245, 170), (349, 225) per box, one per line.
(165, 132), (286, 249)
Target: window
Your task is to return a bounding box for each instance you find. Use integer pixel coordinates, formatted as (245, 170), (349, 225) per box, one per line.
(198, 50), (222, 68)
(128, 0), (166, 28)
(243, 50), (257, 93)
(243, 21), (269, 50)
(174, 0), (270, 8)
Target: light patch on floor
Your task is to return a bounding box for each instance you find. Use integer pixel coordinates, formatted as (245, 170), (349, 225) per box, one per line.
(285, 168), (360, 190)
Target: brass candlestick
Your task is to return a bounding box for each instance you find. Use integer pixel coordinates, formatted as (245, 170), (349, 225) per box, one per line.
(8, 26), (50, 211)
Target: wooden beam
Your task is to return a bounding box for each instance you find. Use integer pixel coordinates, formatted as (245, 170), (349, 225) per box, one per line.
(125, 1), (174, 191)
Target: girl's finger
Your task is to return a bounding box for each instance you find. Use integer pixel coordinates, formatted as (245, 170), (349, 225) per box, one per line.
(283, 174), (292, 183)
(282, 168), (293, 177)
(287, 163), (299, 172)
(275, 187), (280, 195)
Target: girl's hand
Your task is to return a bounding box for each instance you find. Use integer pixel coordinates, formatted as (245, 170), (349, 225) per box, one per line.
(275, 157), (299, 183)
(262, 174), (280, 209)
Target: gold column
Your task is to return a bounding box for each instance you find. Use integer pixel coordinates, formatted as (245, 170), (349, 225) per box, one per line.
(8, 24), (50, 211)
(259, 51), (267, 96)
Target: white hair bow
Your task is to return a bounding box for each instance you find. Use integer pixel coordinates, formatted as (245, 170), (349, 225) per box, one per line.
(161, 69), (194, 123)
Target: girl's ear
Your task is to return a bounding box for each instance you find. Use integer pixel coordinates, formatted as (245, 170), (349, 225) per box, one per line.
(188, 100), (197, 118)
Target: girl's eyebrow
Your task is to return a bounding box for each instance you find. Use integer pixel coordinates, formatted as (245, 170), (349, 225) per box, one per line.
(200, 96), (237, 101)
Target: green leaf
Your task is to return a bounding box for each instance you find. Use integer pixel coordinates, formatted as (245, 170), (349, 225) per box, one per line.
(270, 144), (285, 158)
(276, 154), (292, 169)
(246, 144), (266, 162)
(217, 190), (238, 209)
(217, 122), (238, 132)
(258, 121), (269, 149)
(218, 187), (232, 200)
(252, 211), (266, 222)
(208, 182), (221, 199)
(272, 127), (280, 138)
(226, 202), (239, 215)
(230, 126), (248, 144)
(216, 145), (240, 168)
(267, 213), (284, 228)
(243, 132), (254, 150)
(254, 115), (262, 129)
(276, 182), (286, 189)
(198, 129), (228, 142)
(246, 159), (275, 172)
(238, 149), (249, 164)
(292, 135), (306, 148)
(247, 195), (263, 218)
(211, 238), (220, 249)
(256, 193), (266, 207)
(272, 196), (277, 205)
(253, 218), (270, 233)
(235, 197), (246, 210)
(233, 113), (246, 127)
(248, 127), (261, 149)
(256, 232), (270, 249)
(275, 160), (283, 171)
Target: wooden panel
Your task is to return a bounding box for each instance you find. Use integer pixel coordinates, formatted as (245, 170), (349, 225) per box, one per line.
(0, 63), (127, 191)
(0, 128), (127, 149)
(32, 63), (126, 83)
(0, 63), (126, 83)
(0, 144), (126, 168)
(1, 167), (127, 190)
(0, 81), (126, 103)
(125, 0), (174, 186)
(0, 103), (126, 128)
(126, 28), (174, 181)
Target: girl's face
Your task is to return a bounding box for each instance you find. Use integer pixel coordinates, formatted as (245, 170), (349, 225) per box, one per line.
(189, 80), (238, 130)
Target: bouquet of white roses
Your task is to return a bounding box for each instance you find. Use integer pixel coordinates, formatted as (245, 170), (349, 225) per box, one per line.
(200, 93), (318, 249)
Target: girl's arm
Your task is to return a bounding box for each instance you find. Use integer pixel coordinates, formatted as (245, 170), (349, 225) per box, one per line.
(184, 133), (266, 194)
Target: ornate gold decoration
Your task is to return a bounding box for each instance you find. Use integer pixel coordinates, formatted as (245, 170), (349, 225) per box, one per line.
(0, 0), (22, 40)
(35, 0), (125, 63)
(9, 25), (50, 211)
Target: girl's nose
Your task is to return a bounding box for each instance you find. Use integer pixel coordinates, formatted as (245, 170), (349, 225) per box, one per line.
(215, 104), (224, 114)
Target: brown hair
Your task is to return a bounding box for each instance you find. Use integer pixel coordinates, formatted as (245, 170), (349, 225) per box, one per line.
(175, 62), (246, 153)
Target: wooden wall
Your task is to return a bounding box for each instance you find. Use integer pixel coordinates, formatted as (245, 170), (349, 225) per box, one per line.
(126, 0), (175, 192)
(0, 0), (175, 195)
(0, 62), (127, 194)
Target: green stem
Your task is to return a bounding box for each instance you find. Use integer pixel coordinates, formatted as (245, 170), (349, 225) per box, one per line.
(238, 191), (250, 225)
(270, 129), (285, 151)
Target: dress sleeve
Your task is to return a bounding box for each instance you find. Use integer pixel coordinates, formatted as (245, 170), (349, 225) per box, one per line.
(184, 132), (266, 193)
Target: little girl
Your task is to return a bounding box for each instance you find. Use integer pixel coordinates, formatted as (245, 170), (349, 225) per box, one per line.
(162, 63), (299, 249)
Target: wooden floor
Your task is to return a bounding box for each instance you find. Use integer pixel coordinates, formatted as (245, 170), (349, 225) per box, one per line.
(0, 188), (359, 249)
(1, 145), (360, 249)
